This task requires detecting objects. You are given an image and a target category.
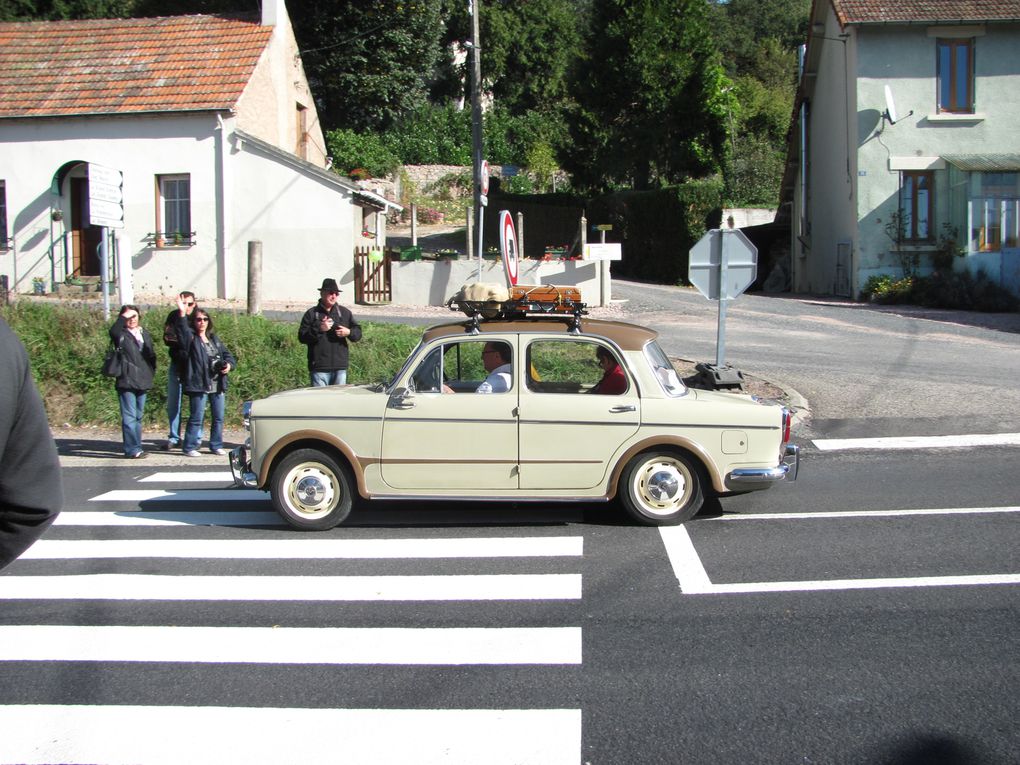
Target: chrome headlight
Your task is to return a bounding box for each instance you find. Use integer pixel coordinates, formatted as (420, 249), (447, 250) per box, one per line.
(241, 400), (253, 432)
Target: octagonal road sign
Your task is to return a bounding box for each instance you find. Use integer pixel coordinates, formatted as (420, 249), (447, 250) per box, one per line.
(688, 228), (757, 301)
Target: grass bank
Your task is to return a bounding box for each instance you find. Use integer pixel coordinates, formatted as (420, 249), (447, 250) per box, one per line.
(1, 301), (423, 429)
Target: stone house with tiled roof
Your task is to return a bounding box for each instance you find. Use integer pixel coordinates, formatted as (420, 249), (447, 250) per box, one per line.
(783, 0), (1020, 298)
(0, 0), (397, 302)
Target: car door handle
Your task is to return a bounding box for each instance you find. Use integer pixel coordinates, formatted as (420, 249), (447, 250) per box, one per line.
(609, 405), (636, 413)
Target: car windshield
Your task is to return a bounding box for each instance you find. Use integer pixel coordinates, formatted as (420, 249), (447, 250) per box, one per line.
(644, 341), (686, 397)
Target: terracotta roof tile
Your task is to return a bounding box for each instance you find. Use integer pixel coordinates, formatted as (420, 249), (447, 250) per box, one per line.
(0, 14), (272, 118)
(834, 0), (1020, 25)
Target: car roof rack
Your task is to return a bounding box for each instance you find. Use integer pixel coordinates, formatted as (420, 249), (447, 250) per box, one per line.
(447, 284), (588, 334)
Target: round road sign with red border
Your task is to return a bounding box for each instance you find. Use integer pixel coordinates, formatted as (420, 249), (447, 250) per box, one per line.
(499, 210), (518, 287)
(480, 160), (490, 196)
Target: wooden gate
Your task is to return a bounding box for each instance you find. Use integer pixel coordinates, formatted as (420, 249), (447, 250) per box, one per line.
(354, 247), (392, 304)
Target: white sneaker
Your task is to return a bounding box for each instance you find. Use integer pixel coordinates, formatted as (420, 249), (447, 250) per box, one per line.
(183, 450), (201, 457)
(210, 448), (228, 456)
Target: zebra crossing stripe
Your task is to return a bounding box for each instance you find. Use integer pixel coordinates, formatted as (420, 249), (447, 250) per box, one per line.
(53, 510), (280, 526)
(0, 705), (582, 765)
(23, 536), (584, 558)
(89, 489), (268, 502)
(0, 573), (582, 601)
(139, 471), (235, 482)
(0, 625), (583, 664)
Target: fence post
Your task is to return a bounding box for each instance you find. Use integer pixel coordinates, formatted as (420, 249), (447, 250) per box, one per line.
(410, 204), (418, 245)
(247, 241), (262, 315)
(466, 206), (474, 261)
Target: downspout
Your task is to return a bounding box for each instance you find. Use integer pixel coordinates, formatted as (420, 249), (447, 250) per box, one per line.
(215, 113), (231, 299)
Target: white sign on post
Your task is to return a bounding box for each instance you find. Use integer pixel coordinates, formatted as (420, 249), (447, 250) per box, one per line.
(88, 163), (124, 229)
(688, 228), (758, 367)
(584, 243), (622, 261)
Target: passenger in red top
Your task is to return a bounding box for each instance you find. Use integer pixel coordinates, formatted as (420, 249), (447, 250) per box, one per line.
(590, 346), (626, 395)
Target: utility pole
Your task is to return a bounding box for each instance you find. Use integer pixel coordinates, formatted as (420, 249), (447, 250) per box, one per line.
(469, 0), (485, 278)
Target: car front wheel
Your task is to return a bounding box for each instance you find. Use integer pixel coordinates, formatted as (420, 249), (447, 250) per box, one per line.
(270, 448), (354, 530)
(619, 450), (704, 525)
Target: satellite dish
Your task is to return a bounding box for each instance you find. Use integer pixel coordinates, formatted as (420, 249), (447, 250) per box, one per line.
(883, 85), (898, 124)
(882, 85), (913, 126)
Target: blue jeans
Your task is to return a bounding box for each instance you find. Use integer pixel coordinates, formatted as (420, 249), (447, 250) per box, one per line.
(118, 389), (147, 456)
(310, 369), (347, 386)
(166, 363), (184, 444)
(184, 391), (225, 452)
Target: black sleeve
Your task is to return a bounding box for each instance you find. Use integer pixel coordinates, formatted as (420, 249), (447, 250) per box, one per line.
(0, 320), (63, 570)
(347, 312), (363, 343)
(298, 307), (321, 345)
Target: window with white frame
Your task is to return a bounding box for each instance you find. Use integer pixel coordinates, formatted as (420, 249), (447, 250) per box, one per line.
(157, 174), (192, 246)
(937, 38), (974, 114)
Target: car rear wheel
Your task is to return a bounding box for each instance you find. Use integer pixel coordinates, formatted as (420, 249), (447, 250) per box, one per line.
(270, 448), (353, 530)
(619, 450), (704, 525)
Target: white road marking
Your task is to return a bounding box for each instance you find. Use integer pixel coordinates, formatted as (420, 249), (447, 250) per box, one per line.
(713, 506), (1020, 520)
(812, 432), (1020, 451)
(53, 510), (281, 526)
(658, 526), (712, 593)
(139, 471), (235, 482)
(0, 625), (582, 664)
(0, 705), (581, 765)
(89, 488), (268, 502)
(659, 521), (1019, 595)
(21, 536), (584, 558)
(0, 573), (582, 601)
(703, 574), (1020, 593)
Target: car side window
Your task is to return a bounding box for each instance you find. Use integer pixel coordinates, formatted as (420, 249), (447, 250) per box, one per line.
(410, 340), (504, 393)
(527, 340), (621, 394)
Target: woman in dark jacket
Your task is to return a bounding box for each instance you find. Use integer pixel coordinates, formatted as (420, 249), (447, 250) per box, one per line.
(108, 305), (157, 458)
(173, 296), (237, 456)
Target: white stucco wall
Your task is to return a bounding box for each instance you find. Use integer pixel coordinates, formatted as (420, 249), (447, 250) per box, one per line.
(389, 258), (606, 307)
(0, 114), (222, 299)
(0, 113), (363, 303)
(228, 137), (359, 301)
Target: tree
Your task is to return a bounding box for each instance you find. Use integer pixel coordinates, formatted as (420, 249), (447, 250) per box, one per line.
(286, 0), (448, 132)
(564, 0), (731, 192)
(480, 0), (585, 116)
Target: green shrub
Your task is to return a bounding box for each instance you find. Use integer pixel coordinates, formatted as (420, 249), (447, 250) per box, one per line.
(324, 129), (400, 178)
(1, 302), (423, 428)
(383, 104), (472, 165)
(861, 271), (1019, 312)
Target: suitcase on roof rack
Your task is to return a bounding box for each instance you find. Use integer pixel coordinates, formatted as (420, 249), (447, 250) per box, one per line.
(508, 285), (583, 314)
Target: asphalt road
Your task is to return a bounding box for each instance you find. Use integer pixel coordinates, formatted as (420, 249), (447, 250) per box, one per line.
(5, 282), (1019, 763)
(3, 438), (1017, 764)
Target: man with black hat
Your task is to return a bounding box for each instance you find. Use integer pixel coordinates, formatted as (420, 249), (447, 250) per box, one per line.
(298, 278), (362, 386)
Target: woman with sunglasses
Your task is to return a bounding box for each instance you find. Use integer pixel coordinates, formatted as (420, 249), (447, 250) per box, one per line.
(173, 296), (237, 456)
(108, 305), (157, 458)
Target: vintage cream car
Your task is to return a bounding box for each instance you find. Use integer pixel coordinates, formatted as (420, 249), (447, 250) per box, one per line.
(231, 300), (799, 530)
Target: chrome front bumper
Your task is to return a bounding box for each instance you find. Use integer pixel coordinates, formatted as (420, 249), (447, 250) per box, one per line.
(726, 445), (800, 489)
(230, 445), (258, 488)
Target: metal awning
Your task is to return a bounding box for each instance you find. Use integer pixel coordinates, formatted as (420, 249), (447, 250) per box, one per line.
(354, 190), (403, 212)
(942, 154), (1020, 172)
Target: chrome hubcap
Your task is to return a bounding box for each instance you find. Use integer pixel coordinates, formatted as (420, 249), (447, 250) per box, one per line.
(295, 475), (327, 508)
(646, 470), (680, 502)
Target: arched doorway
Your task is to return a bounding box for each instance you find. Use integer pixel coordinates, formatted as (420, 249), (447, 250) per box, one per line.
(52, 161), (102, 277)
